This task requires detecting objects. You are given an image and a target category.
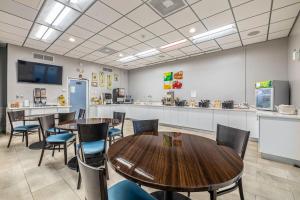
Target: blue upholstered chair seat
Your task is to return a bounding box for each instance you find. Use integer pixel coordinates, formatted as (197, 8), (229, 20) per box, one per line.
(108, 128), (121, 137)
(46, 133), (74, 143)
(14, 124), (39, 132)
(78, 140), (105, 155)
(47, 128), (69, 133)
(108, 180), (156, 200)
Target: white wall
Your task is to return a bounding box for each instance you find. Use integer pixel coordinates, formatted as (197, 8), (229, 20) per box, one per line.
(7, 44), (128, 105)
(288, 16), (300, 108)
(129, 38), (289, 105)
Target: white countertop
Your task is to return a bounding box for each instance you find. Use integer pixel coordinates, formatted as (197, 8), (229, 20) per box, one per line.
(257, 111), (300, 120)
(7, 105), (71, 110)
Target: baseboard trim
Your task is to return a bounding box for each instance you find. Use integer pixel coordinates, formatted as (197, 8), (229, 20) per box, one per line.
(261, 153), (300, 166)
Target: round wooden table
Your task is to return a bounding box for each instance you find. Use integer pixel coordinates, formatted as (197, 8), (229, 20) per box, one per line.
(56, 118), (120, 170)
(108, 132), (244, 200)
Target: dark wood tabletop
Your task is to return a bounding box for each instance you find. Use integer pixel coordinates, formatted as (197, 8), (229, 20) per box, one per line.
(56, 118), (120, 131)
(108, 132), (244, 193)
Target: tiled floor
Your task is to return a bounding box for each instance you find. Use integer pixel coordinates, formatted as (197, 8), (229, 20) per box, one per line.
(0, 120), (300, 200)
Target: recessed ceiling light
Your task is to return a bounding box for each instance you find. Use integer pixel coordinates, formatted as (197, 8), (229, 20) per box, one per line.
(69, 37), (75, 42)
(191, 24), (237, 44)
(160, 39), (187, 49)
(247, 30), (260, 36)
(119, 53), (124, 57)
(189, 28), (196, 33)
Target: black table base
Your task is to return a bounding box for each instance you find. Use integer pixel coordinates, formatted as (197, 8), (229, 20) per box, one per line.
(67, 157), (78, 170)
(151, 191), (190, 200)
(67, 155), (105, 171)
(29, 141), (44, 150)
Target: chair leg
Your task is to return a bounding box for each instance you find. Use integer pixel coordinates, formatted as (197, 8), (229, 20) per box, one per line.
(187, 192), (190, 197)
(238, 179), (244, 200)
(209, 190), (217, 200)
(74, 141), (76, 155)
(52, 145), (55, 157)
(38, 129), (41, 142)
(77, 172), (81, 190)
(63, 143), (67, 165)
(7, 132), (13, 148)
(58, 144), (61, 152)
(109, 136), (112, 147)
(25, 131), (29, 147)
(38, 145), (45, 166)
(22, 132), (25, 142)
(104, 156), (109, 180)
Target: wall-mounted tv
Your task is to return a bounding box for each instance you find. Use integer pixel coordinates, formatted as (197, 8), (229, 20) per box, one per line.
(17, 60), (63, 85)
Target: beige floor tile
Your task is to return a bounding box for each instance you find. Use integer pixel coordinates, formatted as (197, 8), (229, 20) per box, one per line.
(0, 180), (33, 200)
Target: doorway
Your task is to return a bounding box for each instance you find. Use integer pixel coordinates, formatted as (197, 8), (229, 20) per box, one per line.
(68, 78), (88, 116)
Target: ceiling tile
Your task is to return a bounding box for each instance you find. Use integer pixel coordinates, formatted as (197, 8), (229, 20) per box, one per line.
(269, 18), (295, 33)
(233, 0), (272, 21)
(127, 4), (161, 27)
(216, 33), (240, 44)
(146, 20), (174, 36)
(81, 54), (99, 61)
(52, 39), (78, 49)
(230, 0), (251, 7)
(107, 42), (127, 51)
(99, 27), (125, 40)
(132, 43), (152, 51)
(117, 36), (140, 47)
(130, 28), (156, 42)
(73, 45), (94, 54)
(240, 25), (268, 40)
(273, 0), (300, 9)
(89, 34), (112, 45)
(268, 29), (290, 40)
(47, 45), (69, 55)
(196, 40), (219, 51)
(160, 31), (185, 43)
(166, 50), (186, 57)
(237, 13), (270, 31)
(202, 10), (234, 30)
(122, 48), (139, 55)
(0, 31), (25, 43)
(243, 35), (267, 45)
(0, 21), (28, 37)
(66, 25), (94, 40)
(271, 3), (300, 23)
(186, 0), (201, 5)
(165, 7), (198, 29)
(0, 37), (23, 46)
(91, 51), (108, 58)
(1, 0), (38, 21)
(86, 1), (122, 25)
(178, 21), (207, 37)
(111, 17), (141, 34)
(75, 15), (106, 33)
(180, 45), (201, 54)
(0, 11), (32, 29)
(100, 0), (143, 14)
(220, 40), (242, 49)
(14, 0), (42, 9)
(192, 0), (230, 19)
(81, 40), (103, 50)
(144, 37), (167, 48)
(24, 38), (50, 50)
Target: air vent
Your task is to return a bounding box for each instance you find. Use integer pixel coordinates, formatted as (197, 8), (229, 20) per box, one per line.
(103, 68), (113, 72)
(148, 0), (186, 17)
(33, 53), (54, 62)
(98, 47), (118, 55)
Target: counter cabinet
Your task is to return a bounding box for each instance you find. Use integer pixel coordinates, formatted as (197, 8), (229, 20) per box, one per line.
(90, 105), (259, 139)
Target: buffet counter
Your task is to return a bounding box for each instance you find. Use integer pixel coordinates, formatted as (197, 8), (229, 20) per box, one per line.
(89, 104), (259, 139)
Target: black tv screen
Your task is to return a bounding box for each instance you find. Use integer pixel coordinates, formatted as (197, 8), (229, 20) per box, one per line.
(17, 60), (63, 85)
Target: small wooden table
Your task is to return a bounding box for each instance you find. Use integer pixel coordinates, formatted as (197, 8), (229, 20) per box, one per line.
(108, 132), (244, 200)
(56, 118), (120, 170)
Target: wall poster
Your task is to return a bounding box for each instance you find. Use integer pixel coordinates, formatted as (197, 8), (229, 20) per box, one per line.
(107, 74), (113, 90)
(99, 72), (105, 87)
(163, 71), (183, 90)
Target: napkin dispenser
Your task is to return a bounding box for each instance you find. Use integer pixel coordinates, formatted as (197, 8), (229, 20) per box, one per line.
(277, 105), (297, 115)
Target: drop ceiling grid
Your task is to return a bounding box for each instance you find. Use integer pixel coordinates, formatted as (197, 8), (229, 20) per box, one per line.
(0, 0), (299, 69)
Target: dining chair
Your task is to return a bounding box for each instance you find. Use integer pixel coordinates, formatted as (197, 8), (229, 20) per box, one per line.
(78, 109), (86, 119)
(77, 146), (156, 200)
(132, 119), (159, 135)
(7, 110), (40, 148)
(108, 112), (126, 146)
(37, 115), (76, 166)
(77, 122), (109, 189)
(209, 124), (250, 200)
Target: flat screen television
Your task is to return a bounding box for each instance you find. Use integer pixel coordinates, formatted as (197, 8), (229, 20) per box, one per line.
(17, 60), (63, 85)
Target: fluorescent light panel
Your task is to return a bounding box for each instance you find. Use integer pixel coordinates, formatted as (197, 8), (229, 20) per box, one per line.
(191, 24), (237, 44)
(52, 7), (71, 26)
(136, 49), (160, 58)
(118, 55), (138, 63)
(160, 39), (187, 49)
(35, 25), (48, 39)
(45, 1), (64, 24)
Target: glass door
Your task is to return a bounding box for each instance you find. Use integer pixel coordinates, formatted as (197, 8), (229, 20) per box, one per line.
(255, 88), (273, 110)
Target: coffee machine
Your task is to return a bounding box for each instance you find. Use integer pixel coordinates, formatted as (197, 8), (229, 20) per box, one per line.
(113, 88), (125, 104)
(103, 93), (112, 104)
(165, 91), (175, 106)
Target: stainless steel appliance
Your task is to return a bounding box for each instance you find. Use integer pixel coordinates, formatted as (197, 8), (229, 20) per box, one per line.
(113, 88), (125, 104)
(255, 80), (289, 111)
(165, 91), (175, 106)
(104, 93), (112, 104)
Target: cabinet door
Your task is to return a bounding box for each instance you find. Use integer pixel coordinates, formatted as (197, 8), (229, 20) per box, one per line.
(188, 109), (213, 131)
(213, 110), (229, 131)
(89, 106), (97, 118)
(228, 111), (247, 130)
(246, 112), (259, 139)
(177, 108), (189, 127)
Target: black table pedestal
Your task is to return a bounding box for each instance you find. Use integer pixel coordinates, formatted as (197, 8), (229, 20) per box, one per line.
(67, 157), (78, 170)
(151, 191), (190, 200)
(29, 141), (44, 150)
